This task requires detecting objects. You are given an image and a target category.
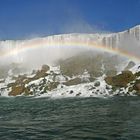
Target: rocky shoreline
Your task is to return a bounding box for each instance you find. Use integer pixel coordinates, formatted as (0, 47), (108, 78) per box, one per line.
(0, 61), (140, 97)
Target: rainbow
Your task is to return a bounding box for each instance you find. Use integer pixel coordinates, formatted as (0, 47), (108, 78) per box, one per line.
(0, 38), (140, 62)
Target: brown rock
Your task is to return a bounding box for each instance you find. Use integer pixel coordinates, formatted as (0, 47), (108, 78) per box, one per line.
(133, 80), (140, 93)
(41, 65), (50, 72)
(9, 85), (25, 96)
(33, 70), (48, 79)
(105, 71), (135, 87)
(44, 82), (59, 91)
(63, 78), (81, 86)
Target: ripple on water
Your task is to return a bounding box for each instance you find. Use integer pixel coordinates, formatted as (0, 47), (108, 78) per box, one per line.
(0, 96), (140, 140)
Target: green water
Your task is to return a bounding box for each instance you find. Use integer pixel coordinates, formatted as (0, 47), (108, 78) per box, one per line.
(0, 96), (140, 140)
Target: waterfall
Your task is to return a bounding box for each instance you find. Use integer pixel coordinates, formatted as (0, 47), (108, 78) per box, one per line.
(0, 25), (140, 67)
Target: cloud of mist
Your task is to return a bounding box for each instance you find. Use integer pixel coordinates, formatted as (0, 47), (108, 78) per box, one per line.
(60, 19), (107, 34)
(118, 33), (140, 60)
(0, 42), (93, 71)
(0, 16), (110, 70)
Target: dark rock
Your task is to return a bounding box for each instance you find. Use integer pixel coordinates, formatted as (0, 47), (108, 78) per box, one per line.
(41, 65), (50, 72)
(94, 81), (100, 87)
(9, 85), (25, 96)
(59, 53), (104, 77)
(24, 87), (33, 96)
(76, 92), (81, 96)
(133, 80), (140, 94)
(33, 70), (48, 79)
(135, 71), (140, 77)
(124, 61), (136, 70)
(105, 71), (135, 87)
(69, 90), (74, 94)
(44, 82), (59, 91)
(128, 87), (134, 92)
(63, 78), (81, 86)
(89, 77), (96, 82)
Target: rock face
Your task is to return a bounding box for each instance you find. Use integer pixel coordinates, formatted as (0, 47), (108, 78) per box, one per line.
(46, 82), (59, 91)
(59, 54), (102, 77)
(7, 65), (50, 96)
(124, 61), (136, 70)
(59, 52), (121, 78)
(1, 62), (140, 97)
(134, 82), (140, 91)
(0, 25), (140, 53)
(105, 71), (135, 87)
(101, 25), (140, 48)
(9, 85), (32, 96)
(0, 25), (140, 97)
(9, 85), (25, 96)
(64, 78), (82, 86)
(41, 65), (50, 72)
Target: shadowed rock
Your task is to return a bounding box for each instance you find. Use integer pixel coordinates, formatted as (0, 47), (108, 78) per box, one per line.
(64, 78), (81, 86)
(105, 71), (135, 87)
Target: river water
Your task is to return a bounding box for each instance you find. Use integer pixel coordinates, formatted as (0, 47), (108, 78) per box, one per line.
(0, 96), (140, 140)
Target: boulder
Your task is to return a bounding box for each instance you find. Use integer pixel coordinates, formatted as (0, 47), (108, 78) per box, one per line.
(33, 70), (48, 79)
(41, 65), (50, 72)
(9, 85), (25, 96)
(105, 71), (135, 87)
(94, 81), (100, 87)
(124, 61), (135, 70)
(24, 87), (33, 96)
(44, 82), (59, 91)
(133, 80), (140, 93)
(135, 71), (140, 77)
(63, 78), (81, 86)
(59, 53), (103, 77)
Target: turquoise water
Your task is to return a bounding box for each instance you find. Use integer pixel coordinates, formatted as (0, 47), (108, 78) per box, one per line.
(0, 96), (140, 140)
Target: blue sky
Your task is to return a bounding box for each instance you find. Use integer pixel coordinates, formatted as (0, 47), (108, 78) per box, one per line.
(0, 0), (140, 39)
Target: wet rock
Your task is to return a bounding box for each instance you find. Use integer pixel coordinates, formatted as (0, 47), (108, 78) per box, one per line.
(105, 71), (135, 87)
(76, 92), (81, 96)
(41, 65), (50, 72)
(31, 70), (37, 75)
(33, 70), (48, 79)
(124, 61), (136, 70)
(89, 77), (96, 82)
(44, 82), (59, 91)
(88, 86), (96, 90)
(24, 87), (33, 96)
(128, 86), (134, 92)
(63, 78), (81, 86)
(106, 85), (111, 90)
(59, 53), (105, 77)
(69, 90), (74, 94)
(9, 85), (25, 96)
(94, 81), (100, 87)
(135, 71), (140, 77)
(133, 80), (140, 95)
(96, 89), (100, 92)
(61, 93), (65, 95)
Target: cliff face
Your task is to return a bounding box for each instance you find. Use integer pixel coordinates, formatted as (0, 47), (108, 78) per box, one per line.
(0, 25), (140, 52)
(102, 25), (140, 48)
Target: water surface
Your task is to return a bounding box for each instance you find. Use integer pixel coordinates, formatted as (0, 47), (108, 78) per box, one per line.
(0, 96), (140, 140)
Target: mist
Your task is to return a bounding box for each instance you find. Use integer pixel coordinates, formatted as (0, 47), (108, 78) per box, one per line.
(118, 33), (140, 60)
(0, 42), (93, 70)
(0, 20), (109, 70)
(0, 23), (140, 74)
